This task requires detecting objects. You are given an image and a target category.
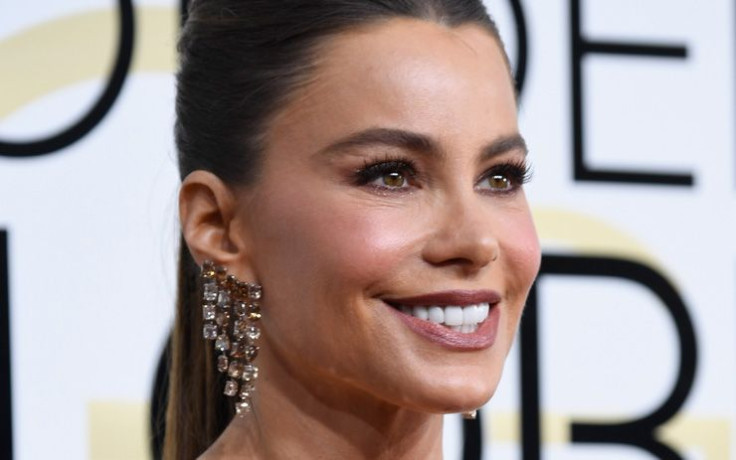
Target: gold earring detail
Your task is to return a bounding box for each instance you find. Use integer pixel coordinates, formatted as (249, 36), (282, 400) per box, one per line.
(201, 260), (262, 416)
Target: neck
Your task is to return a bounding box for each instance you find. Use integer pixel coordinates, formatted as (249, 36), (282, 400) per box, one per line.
(201, 346), (444, 459)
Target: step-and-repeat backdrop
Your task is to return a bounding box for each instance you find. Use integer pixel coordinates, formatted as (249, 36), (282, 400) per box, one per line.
(1, 1), (734, 459)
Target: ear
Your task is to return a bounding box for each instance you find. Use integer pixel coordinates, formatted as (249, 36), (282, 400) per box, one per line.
(179, 170), (254, 279)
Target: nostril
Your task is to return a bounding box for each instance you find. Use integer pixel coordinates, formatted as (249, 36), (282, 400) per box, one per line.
(428, 257), (479, 268)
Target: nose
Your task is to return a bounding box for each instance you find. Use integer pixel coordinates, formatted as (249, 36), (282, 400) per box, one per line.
(421, 195), (499, 275)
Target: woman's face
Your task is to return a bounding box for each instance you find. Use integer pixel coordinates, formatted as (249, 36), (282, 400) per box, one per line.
(239, 19), (540, 413)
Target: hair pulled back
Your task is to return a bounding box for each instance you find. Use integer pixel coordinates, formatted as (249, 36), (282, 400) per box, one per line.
(165, 1), (503, 458)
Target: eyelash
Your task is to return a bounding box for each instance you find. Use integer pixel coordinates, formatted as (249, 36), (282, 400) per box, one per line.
(353, 157), (419, 189)
(352, 156), (532, 193)
(479, 159), (533, 194)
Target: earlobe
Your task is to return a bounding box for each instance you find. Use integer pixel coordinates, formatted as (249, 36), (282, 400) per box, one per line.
(179, 170), (249, 271)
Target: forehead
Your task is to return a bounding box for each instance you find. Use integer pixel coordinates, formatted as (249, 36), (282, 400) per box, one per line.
(265, 18), (518, 155)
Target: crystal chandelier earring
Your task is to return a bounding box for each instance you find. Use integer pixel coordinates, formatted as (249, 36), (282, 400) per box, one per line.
(201, 260), (262, 416)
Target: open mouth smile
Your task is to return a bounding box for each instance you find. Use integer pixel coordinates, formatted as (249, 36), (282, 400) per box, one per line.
(387, 303), (490, 333)
(383, 290), (501, 349)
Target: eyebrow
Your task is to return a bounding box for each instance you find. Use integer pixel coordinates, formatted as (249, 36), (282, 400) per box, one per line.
(318, 127), (528, 160)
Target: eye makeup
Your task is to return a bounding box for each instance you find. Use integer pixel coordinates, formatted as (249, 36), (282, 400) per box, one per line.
(352, 156), (419, 190)
(476, 159), (532, 194)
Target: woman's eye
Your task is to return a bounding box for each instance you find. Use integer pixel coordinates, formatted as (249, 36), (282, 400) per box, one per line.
(376, 171), (407, 188)
(477, 161), (531, 193)
(483, 174), (512, 191)
(354, 159), (416, 190)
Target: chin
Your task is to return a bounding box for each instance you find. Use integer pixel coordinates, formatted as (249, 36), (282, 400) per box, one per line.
(399, 363), (504, 414)
(443, 376), (500, 413)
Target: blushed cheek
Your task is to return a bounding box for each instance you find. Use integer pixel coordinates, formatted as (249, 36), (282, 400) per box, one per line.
(255, 189), (424, 294)
(494, 215), (539, 354)
(502, 213), (541, 297)
(314, 206), (425, 287)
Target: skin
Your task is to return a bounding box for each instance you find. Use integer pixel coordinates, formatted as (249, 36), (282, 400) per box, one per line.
(180, 18), (541, 459)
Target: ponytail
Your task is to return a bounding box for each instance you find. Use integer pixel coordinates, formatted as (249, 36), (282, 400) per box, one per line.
(163, 239), (232, 459)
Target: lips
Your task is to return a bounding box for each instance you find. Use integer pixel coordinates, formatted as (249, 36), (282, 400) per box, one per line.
(383, 290), (502, 349)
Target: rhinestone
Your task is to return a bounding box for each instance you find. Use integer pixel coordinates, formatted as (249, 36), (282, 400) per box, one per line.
(203, 323), (218, 340)
(242, 364), (258, 381)
(215, 312), (230, 327)
(229, 341), (244, 358)
(228, 361), (244, 379)
(245, 325), (261, 341)
(239, 382), (255, 399)
(217, 291), (230, 308)
(203, 304), (216, 321)
(234, 302), (247, 317)
(224, 379), (239, 397)
(203, 282), (217, 302)
(235, 400), (251, 415)
(249, 284), (262, 300)
(233, 320), (247, 340)
(245, 345), (259, 361)
(201, 261), (215, 279)
(215, 334), (230, 351)
(215, 265), (227, 281)
(217, 354), (229, 372)
(237, 282), (249, 299)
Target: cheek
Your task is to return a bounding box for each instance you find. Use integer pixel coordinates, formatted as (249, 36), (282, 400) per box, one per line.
(252, 187), (424, 297)
(493, 208), (539, 352)
(500, 208), (541, 298)
(249, 187), (426, 372)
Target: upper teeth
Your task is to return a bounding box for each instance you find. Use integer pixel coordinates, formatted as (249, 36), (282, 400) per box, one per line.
(399, 303), (490, 327)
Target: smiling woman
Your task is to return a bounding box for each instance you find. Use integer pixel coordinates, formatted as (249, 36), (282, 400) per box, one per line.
(165, 1), (540, 459)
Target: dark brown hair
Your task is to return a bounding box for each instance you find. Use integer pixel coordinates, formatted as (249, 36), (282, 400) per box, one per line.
(165, 1), (504, 458)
